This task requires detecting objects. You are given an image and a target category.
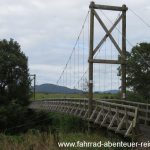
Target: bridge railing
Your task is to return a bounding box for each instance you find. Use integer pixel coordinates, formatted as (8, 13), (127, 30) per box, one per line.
(99, 99), (150, 126)
(29, 98), (138, 137)
(30, 98), (149, 126)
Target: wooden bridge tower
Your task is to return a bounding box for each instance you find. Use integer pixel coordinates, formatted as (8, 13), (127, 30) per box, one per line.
(88, 2), (128, 117)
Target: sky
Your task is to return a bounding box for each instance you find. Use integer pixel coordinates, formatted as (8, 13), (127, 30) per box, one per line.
(0, 0), (150, 90)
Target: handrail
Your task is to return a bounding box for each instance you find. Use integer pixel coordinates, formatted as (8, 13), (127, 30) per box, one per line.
(31, 99), (137, 110)
(31, 98), (150, 107)
(99, 99), (150, 107)
(29, 98), (139, 137)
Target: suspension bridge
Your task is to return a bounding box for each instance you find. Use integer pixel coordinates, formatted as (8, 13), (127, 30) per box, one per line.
(29, 2), (150, 139)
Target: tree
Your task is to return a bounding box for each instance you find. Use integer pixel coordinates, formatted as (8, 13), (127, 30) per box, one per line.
(124, 42), (150, 100)
(0, 39), (30, 105)
(0, 39), (52, 134)
(0, 39), (31, 132)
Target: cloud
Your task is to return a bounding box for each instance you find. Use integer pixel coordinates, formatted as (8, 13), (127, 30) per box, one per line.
(0, 0), (149, 90)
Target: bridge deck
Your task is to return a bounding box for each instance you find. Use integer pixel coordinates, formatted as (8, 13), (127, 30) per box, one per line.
(28, 98), (150, 138)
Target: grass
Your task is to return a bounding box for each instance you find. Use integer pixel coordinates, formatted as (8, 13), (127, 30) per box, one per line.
(33, 92), (120, 100)
(0, 131), (131, 150)
(32, 92), (149, 104)
(0, 131), (57, 150)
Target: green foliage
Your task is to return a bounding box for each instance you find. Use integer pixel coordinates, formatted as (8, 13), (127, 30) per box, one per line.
(126, 43), (150, 99)
(119, 42), (150, 100)
(0, 39), (30, 105)
(0, 39), (33, 133)
(126, 91), (147, 103)
(48, 113), (87, 133)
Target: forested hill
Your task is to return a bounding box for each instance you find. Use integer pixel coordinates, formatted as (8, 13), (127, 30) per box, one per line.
(35, 83), (119, 94)
(35, 84), (83, 94)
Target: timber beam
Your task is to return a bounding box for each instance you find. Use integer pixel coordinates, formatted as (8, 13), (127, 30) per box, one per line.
(89, 2), (128, 11)
(89, 59), (124, 64)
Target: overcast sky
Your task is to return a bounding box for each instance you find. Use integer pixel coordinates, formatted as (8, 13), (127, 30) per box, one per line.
(0, 0), (150, 90)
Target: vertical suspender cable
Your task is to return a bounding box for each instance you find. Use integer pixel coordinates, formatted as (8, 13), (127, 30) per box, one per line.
(104, 40), (106, 91)
(70, 57), (71, 88)
(78, 39), (79, 89)
(111, 40), (113, 91)
(74, 48), (76, 89)
(83, 25), (85, 94)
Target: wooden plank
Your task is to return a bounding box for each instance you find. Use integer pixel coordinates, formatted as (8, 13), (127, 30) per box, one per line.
(88, 6), (94, 118)
(93, 10), (122, 55)
(121, 5), (127, 99)
(89, 3), (128, 11)
(108, 112), (118, 129)
(104, 99), (150, 107)
(94, 109), (104, 124)
(84, 110), (89, 119)
(89, 107), (97, 120)
(116, 115), (126, 132)
(97, 105), (135, 117)
(78, 109), (85, 117)
(93, 14), (122, 55)
(125, 122), (133, 137)
(101, 110), (110, 126)
(116, 114), (126, 132)
(92, 59), (122, 64)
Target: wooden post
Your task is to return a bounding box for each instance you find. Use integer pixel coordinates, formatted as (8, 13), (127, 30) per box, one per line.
(34, 74), (36, 100)
(88, 2), (128, 127)
(121, 4), (127, 99)
(88, 1), (94, 118)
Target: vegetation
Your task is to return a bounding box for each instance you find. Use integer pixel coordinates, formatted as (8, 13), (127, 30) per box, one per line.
(0, 112), (130, 150)
(33, 92), (120, 100)
(0, 39), (52, 133)
(0, 39), (30, 105)
(0, 131), (129, 150)
(118, 42), (150, 102)
(0, 39), (29, 132)
(127, 43), (150, 100)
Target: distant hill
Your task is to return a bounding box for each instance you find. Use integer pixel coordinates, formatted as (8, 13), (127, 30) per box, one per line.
(35, 83), (83, 94)
(103, 90), (119, 94)
(34, 83), (119, 94)
(95, 90), (119, 94)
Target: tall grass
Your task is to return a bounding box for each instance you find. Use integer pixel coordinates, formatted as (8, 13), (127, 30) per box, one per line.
(0, 131), (131, 150)
(0, 131), (58, 150)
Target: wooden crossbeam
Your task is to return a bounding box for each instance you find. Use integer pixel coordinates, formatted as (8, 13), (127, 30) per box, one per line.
(93, 10), (122, 55)
(90, 3), (128, 11)
(116, 114), (126, 132)
(108, 112), (118, 129)
(92, 59), (122, 64)
(94, 108), (104, 124)
(93, 14), (122, 55)
(78, 109), (85, 117)
(84, 109), (89, 119)
(125, 122), (133, 137)
(89, 107), (97, 120)
(74, 106), (80, 115)
(101, 110), (110, 126)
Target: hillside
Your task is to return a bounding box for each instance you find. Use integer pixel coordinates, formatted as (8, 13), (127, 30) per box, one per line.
(34, 83), (119, 94)
(35, 84), (82, 94)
